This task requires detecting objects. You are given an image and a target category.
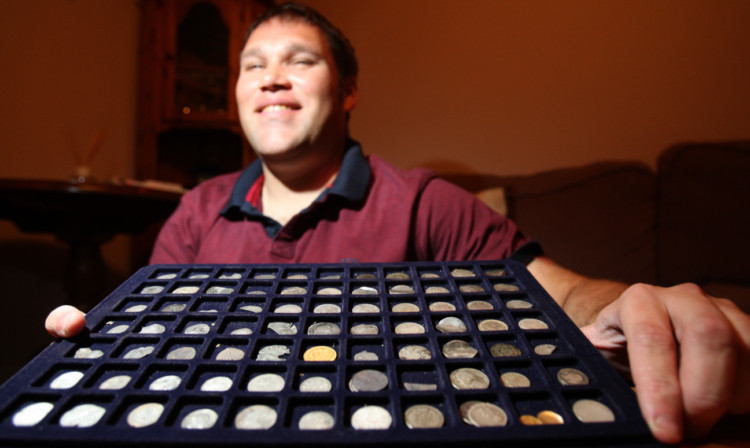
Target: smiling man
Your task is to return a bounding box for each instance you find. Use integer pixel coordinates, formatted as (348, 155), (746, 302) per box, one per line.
(45, 2), (750, 444)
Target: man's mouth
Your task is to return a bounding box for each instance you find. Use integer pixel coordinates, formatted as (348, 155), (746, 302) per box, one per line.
(259, 104), (299, 113)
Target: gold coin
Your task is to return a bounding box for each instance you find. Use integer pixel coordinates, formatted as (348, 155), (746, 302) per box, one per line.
(428, 301), (455, 311)
(537, 410), (564, 424)
(500, 371), (531, 388)
(477, 319), (508, 332)
(303, 346), (337, 362)
(449, 367), (490, 390)
(571, 399), (616, 423)
(557, 368), (589, 386)
(519, 414), (543, 425)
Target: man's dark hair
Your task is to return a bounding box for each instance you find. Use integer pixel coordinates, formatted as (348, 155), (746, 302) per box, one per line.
(244, 2), (358, 82)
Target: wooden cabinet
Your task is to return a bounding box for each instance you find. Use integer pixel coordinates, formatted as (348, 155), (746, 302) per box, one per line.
(136, 0), (270, 188)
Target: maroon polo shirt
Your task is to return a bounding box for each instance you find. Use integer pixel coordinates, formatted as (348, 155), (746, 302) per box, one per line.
(149, 141), (539, 265)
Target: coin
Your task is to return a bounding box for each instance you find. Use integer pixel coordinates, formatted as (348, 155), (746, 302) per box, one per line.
(149, 375), (181, 391)
(386, 272), (410, 280)
(123, 346), (154, 359)
(307, 322), (341, 335)
(298, 410), (335, 430)
(280, 287), (307, 295)
(394, 322), (426, 334)
(59, 404), (106, 428)
(267, 321), (298, 335)
(99, 375), (131, 390)
(303, 346), (337, 362)
(216, 347), (246, 361)
(534, 344), (557, 355)
(459, 284), (485, 293)
(317, 287), (342, 296)
(518, 318), (549, 330)
(425, 286), (451, 295)
(201, 376), (233, 392)
(12, 402), (54, 427)
(256, 345), (289, 361)
(557, 368), (589, 386)
(167, 346), (197, 360)
(275, 304), (303, 313)
(184, 323), (211, 334)
(477, 319), (508, 332)
(107, 324), (129, 334)
(398, 345), (432, 360)
(355, 273), (376, 280)
(441, 340), (478, 359)
(240, 305), (263, 313)
(506, 299), (532, 309)
(287, 274), (308, 280)
(420, 273), (440, 279)
(207, 286), (234, 294)
(449, 367), (490, 389)
(500, 371), (531, 388)
(403, 382), (438, 391)
(351, 303), (379, 312)
(459, 401), (482, 423)
(404, 405), (445, 429)
(162, 303), (187, 312)
(74, 347), (103, 359)
(571, 399), (616, 423)
(466, 300), (493, 310)
(389, 284), (415, 294)
(230, 328), (252, 335)
(484, 268), (506, 277)
(313, 304), (341, 313)
(174, 286), (199, 294)
(350, 324), (379, 335)
(235, 405), (277, 430)
(519, 414), (543, 425)
(141, 286), (164, 294)
(436, 317), (467, 333)
(490, 342), (521, 357)
(392, 303), (420, 313)
(493, 283), (520, 292)
(247, 373), (285, 392)
(50, 371), (84, 389)
(299, 376), (332, 392)
(125, 304), (148, 312)
(351, 406), (391, 430)
(537, 410), (564, 424)
(466, 402), (508, 427)
(451, 268), (476, 278)
(349, 369), (388, 392)
(127, 403), (164, 428)
(181, 408), (218, 429)
(428, 301), (455, 311)
(254, 274), (276, 280)
(353, 351), (379, 361)
(352, 287), (378, 296)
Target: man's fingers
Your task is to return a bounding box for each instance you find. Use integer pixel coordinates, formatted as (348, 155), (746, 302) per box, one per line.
(45, 305), (86, 338)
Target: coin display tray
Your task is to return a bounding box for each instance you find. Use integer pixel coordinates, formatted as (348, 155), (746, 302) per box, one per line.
(0, 261), (661, 447)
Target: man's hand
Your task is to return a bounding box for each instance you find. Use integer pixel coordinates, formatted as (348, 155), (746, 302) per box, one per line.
(45, 305), (86, 338)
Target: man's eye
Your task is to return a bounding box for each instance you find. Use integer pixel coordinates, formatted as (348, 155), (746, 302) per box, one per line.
(292, 58), (314, 66)
(243, 62), (263, 71)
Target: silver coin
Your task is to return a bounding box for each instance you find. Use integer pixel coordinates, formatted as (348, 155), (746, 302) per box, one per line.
(267, 321), (298, 335)
(466, 300), (493, 311)
(127, 403), (164, 428)
(275, 304), (303, 313)
(355, 273), (376, 280)
(351, 406), (391, 430)
(189, 274), (209, 279)
(320, 274), (342, 280)
(572, 399), (616, 423)
(389, 284), (415, 294)
(12, 402), (54, 427)
(99, 375), (131, 390)
(398, 345), (432, 360)
(557, 368), (589, 386)
(240, 305), (263, 313)
(420, 273), (440, 279)
(404, 404), (445, 429)
(349, 369), (388, 392)
(256, 345), (290, 361)
(173, 286), (199, 294)
(459, 401), (483, 424)
(181, 408), (218, 429)
(350, 324), (379, 335)
(500, 371), (531, 388)
(403, 382), (438, 391)
(466, 402), (508, 427)
(124, 304), (148, 312)
(140, 323), (166, 334)
(286, 274), (308, 280)
(106, 324), (129, 334)
(162, 303), (187, 312)
(493, 283), (520, 292)
(235, 405), (277, 430)
(441, 340), (478, 358)
(230, 327), (253, 335)
(353, 351), (379, 361)
(386, 272), (410, 280)
(428, 301), (455, 311)
(59, 404), (106, 428)
(449, 367), (490, 390)
(149, 375), (181, 391)
(307, 322), (341, 335)
(484, 268), (506, 277)
(317, 287), (342, 296)
(50, 371), (84, 389)
(451, 268), (476, 278)
(216, 347), (246, 361)
(254, 274), (276, 280)
(156, 273), (177, 280)
(219, 273), (242, 279)
(506, 299), (533, 309)
(394, 322), (425, 334)
(352, 287), (378, 296)
(490, 343), (521, 357)
(436, 316), (467, 333)
(298, 410), (335, 430)
(299, 376), (332, 393)
(247, 373), (285, 392)
(313, 304), (341, 313)
(477, 319), (508, 332)
(184, 323), (211, 334)
(141, 285), (164, 294)
(248, 290), (268, 295)
(392, 303), (420, 313)
(425, 286), (451, 295)
(207, 286), (234, 294)
(534, 344), (557, 355)
(167, 346), (196, 360)
(518, 318), (549, 330)
(123, 346), (154, 359)
(280, 287), (307, 296)
(459, 284), (485, 293)
(200, 376), (233, 392)
(74, 347), (104, 359)
(351, 303), (379, 312)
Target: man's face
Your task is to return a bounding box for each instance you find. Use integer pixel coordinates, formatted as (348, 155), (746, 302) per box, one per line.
(236, 18), (356, 162)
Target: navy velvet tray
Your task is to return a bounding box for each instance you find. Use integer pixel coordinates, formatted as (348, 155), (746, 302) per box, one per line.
(0, 261), (662, 447)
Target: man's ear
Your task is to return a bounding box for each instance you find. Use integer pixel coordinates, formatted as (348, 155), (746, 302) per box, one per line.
(341, 76), (358, 112)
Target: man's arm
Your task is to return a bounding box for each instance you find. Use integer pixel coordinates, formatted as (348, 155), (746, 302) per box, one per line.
(527, 255), (750, 445)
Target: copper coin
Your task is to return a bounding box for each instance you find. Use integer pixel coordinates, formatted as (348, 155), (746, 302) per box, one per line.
(490, 342), (521, 357)
(303, 346), (337, 362)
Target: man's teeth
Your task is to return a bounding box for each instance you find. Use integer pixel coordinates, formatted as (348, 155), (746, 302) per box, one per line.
(263, 105), (294, 112)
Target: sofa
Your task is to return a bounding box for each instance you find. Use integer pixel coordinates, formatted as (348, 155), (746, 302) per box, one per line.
(440, 141), (750, 314)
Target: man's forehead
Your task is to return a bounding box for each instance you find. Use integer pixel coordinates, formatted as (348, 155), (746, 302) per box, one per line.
(243, 18), (328, 55)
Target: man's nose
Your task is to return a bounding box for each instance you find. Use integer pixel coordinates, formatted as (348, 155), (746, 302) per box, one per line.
(261, 64), (291, 92)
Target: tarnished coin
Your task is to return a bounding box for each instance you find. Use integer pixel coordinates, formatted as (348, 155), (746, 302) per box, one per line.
(201, 376), (233, 392)
(50, 371), (84, 389)
(392, 303), (420, 313)
(506, 299), (533, 309)
(466, 300), (493, 311)
(428, 301), (455, 311)
(394, 322), (426, 334)
(167, 346), (196, 360)
(127, 403), (164, 428)
(125, 304), (148, 312)
(465, 402), (508, 427)
(140, 323), (166, 334)
(287, 274), (308, 280)
(219, 273), (241, 279)
(149, 375), (181, 391)
(490, 343), (521, 357)
(123, 346), (155, 359)
(477, 319), (508, 332)
(59, 404), (106, 428)
(351, 406), (392, 430)
(534, 344), (557, 355)
(484, 268), (506, 277)
(188, 274), (209, 279)
(181, 408), (218, 429)
(355, 273), (376, 279)
(141, 286), (164, 295)
(518, 318), (549, 330)
(572, 399), (616, 423)
(449, 368), (490, 390)
(493, 283), (520, 292)
(436, 317), (467, 333)
(459, 284), (485, 293)
(106, 324), (129, 334)
(389, 284), (415, 294)
(451, 268), (476, 278)
(351, 303), (379, 312)
(216, 347), (246, 361)
(256, 345), (289, 361)
(520, 414), (544, 425)
(254, 273), (276, 280)
(537, 410), (564, 424)
(298, 410), (335, 430)
(350, 324), (379, 335)
(352, 287), (378, 296)
(317, 287), (342, 296)
(162, 303), (186, 312)
(247, 373), (285, 392)
(156, 273), (177, 279)
(459, 401), (482, 423)
(299, 376), (332, 393)
(280, 287), (307, 296)
(275, 304), (303, 313)
(240, 305), (263, 313)
(99, 375), (131, 390)
(420, 273), (440, 279)
(500, 371), (531, 388)
(307, 322), (341, 335)
(349, 369), (388, 392)
(353, 351), (379, 361)
(267, 321), (298, 335)
(386, 272), (410, 280)
(320, 273), (342, 280)
(184, 323), (211, 334)
(173, 286), (199, 294)
(207, 286), (234, 295)
(404, 405), (445, 429)
(441, 340), (478, 359)
(303, 346), (337, 362)
(230, 327), (252, 335)
(557, 368), (589, 386)
(235, 405), (277, 430)
(12, 402), (54, 427)
(313, 304), (341, 313)
(425, 286), (450, 295)
(74, 347), (103, 359)
(398, 345), (432, 360)
(403, 382), (438, 391)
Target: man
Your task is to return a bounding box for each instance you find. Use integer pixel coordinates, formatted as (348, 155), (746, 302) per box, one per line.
(46, 3), (749, 444)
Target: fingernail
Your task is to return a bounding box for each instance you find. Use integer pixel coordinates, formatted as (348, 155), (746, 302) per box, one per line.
(648, 415), (681, 444)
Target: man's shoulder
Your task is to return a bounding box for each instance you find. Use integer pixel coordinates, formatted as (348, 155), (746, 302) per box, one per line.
(181, 170), (244, 205)
(367, 154), (437, 187)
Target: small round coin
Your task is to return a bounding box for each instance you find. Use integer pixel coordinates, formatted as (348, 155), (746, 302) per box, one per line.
(518, 318), (549, 330)
(466, 402), (508, 427)
(466, 300), (493, 311)
(181, 408), (219, 429)
(298, 410), (335, 430)
(459, 284), (485, 293)
(217, 347), (246, 361)
(127, 403), (164, 428)
(235, 405), (277, 430)
(537, 410), (564, 424)
(50, 371), (84, 389)
(449, 367), (490, 390)
(99, 375), (131, 390)
(313, 303), (342, 313)
(299, 376), (332, 393)
(184, 323), (211, 334)
(451, 268), (476, 278)
(351, 406), (392, 430)
(534, 344), (557, 355)
(12, 402), (54, 427)
(459, 401), (482, 424)
(490, 342), (521, 357)
(386, 272), (410, 280)
(392, 303), (420, 313)
(166, 346), (197, 360)
(428, 301), (455, 311)
(353, 351), (379, 361)
(500, 371), (531, 388)
(247, 373), (285, 392)
(394, 322), (426, 334)
(404, 405), (445, 429)
(505, 299), (533, 309)
(425, 287), (451, 295)
(436, 317), (467, 333)
(519, 414), (544, 425)
(441, 340), (478, 359)
(557, 368), (590, 386)
(493, 283), (520, 292)
(349, 369), (388, 392)
(350, 324), (379, 335)
(274, 304), (303, 313)
(59, 404), (106, 428)
(140, 323), (166, 334)
(572, 399), (616, 423)
(477, 319), (508, 332)
(201, 376), (233, 392)
(351, 303), (379, 312)
(303, 346), (337, 362)
(149, 375), (181, 391)
(389, 284), (415, 294)
(352, 287), (378, 296)
(267, 321), (298, 335)
(307, 322), (341, 335)
(255, 345), (289, 361)
(280, 287), (307, 296)
(398, 345), (432, 360)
